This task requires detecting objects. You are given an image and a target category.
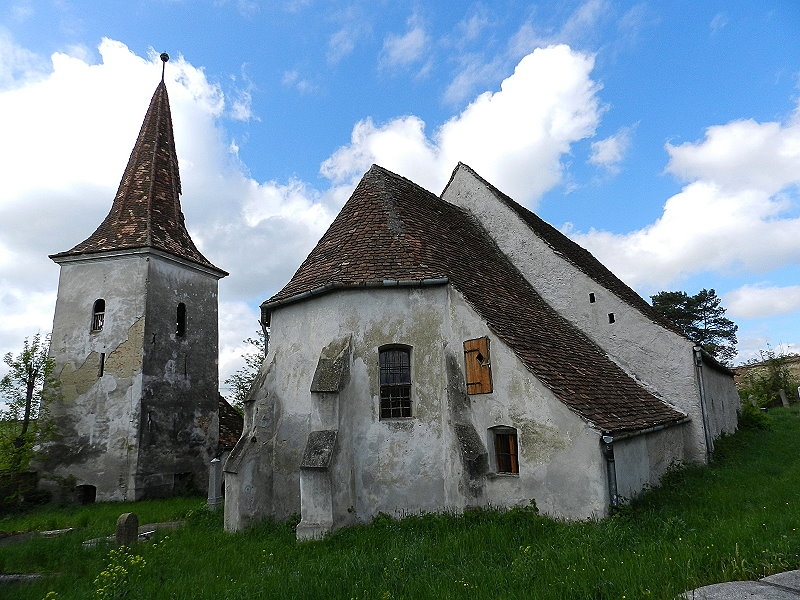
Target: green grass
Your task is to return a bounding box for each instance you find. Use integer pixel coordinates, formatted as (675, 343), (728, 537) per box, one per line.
(3, 409), (800, 600)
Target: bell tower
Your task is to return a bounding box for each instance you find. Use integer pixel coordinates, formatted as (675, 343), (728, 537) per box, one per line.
(40, 54), (228, 501)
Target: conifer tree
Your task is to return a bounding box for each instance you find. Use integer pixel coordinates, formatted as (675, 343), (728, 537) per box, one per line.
(651, 288), (738, 364)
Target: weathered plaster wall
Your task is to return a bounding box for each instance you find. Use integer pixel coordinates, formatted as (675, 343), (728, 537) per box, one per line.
(441, 169), (733, 463)
(698, 358), (740, 445)
(613, 425), (687, 502)
(445, 288), (608, 519)
(42, 251), (221, 501)
(137, 255), (220, 498)
(226, 283), (616, 533)
(42, 255), (148, 500)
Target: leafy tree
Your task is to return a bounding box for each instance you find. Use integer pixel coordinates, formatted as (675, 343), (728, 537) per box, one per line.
(224, 330), (266, 412)
(0, 333), (56, 471)
(651, 288), (738, 364)
(737, 346), (799, 408)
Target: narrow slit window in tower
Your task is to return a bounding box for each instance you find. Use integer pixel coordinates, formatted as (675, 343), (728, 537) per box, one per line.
(176, 303), (186, 337)
(91, 299), (105, 332)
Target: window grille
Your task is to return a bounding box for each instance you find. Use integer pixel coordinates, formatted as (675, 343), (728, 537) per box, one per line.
(379, 347), (411, 418)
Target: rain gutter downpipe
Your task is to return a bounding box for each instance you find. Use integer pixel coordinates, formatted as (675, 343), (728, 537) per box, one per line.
(601, 435), (619, 510)
(600, 417), (691, 511)
(693, 345), (714, 456)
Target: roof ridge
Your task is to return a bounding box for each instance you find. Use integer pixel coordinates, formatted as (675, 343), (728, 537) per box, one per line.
(454, 162), (685, 338)
(265, 164), (685, 434)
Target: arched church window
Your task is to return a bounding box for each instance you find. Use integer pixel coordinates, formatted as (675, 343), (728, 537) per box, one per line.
(91, 299), (105, 332)
(176, 303), (186, 337)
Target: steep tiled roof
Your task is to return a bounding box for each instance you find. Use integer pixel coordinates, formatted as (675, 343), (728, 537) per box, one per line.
(218, 396), (244, 451)
(447, 164), (685, 337)
(50, 81), (226, 275)
(265, 165), (686, 435)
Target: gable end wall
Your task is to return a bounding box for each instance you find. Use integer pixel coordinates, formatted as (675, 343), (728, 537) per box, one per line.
(442, 169), (717, 463)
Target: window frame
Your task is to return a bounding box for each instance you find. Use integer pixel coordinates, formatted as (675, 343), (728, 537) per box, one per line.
(378, 345), (412, 419)
(490, 426), (519, 474)
(91, 299), (105, 332)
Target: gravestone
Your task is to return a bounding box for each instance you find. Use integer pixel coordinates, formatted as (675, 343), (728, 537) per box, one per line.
(115, 512), (138, 547)
(208, 457), (223, 510)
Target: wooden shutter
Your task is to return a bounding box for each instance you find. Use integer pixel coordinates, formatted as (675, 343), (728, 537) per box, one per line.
(463, 337), (493, 394)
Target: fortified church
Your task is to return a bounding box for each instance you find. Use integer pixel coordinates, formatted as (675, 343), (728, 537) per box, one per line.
(40, 56), (741, 530)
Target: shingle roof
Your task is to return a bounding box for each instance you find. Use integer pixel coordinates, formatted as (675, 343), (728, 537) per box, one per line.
(218, 396), (244, 451)
(448, 163), (684, 337)
(265, 165), (686, 435)
(50, 81), (226, 276)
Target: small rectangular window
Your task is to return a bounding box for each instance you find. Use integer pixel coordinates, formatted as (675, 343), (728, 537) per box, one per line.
(608, 313), (616, 324)
(379, 347), (411, 418)
(493, 428), (519, 474)
(589, 293), (596, 303)
(98, 352), (105, 377)
(464, 337), (493, 394)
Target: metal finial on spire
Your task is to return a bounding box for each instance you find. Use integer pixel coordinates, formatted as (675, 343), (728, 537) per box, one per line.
(160, 52), (169, 81)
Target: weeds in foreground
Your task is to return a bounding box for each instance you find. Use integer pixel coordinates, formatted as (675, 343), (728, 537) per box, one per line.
(3, 409), (800, 600)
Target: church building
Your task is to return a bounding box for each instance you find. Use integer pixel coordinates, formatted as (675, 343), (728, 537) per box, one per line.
(223, 163), (739, 539)
(39, 55), (227, 502)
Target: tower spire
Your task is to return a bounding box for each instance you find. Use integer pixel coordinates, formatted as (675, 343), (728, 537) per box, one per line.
(50, 53), (226, 276)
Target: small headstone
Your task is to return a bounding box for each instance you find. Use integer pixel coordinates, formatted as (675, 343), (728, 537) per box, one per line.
(779, 389), (790, 408)
(208, 457), (223, 510)
(115, 512), (138, 547)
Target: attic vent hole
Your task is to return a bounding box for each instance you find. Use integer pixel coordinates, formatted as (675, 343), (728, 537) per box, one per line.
(608, 313), (616, 324)
(589, 293), (596, 303)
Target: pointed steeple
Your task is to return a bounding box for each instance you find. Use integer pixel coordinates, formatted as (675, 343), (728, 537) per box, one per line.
(51, 53), (226, 276)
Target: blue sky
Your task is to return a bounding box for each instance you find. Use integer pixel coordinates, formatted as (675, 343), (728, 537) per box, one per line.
(0, 1), (798, 394)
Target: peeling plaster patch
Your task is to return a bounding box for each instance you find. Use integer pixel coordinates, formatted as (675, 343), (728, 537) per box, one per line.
(104, 318), (145, 379)
(58, 352), (103, 403)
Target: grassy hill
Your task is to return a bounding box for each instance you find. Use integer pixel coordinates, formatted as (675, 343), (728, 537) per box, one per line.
(2, 408), (800, 599)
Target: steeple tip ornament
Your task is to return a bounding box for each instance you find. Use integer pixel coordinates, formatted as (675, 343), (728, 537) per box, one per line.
(160, 52), (169, 81)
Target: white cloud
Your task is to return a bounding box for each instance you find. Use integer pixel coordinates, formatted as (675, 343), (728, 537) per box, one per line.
(725, 284), (800, 319)
(573, 106), (800, 288)
(328, 27), (357, 64)
(324, 44), (601, 204)
(0, 39), (331, 386)
(589, 125), (634, 172)
(0, 28), (49, 89)
(710, 13), (728, 34)
(666, 116), (800, 194)
(282, 69), (317, 94)
(380, 15), (429, 70)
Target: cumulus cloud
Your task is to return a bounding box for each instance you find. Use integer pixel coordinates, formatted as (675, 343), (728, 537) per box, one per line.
(573, 105), (800, 289)
(324, 44), (602, 204)
(0, 39), (332, 385)
(725, 284), (800, 320)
